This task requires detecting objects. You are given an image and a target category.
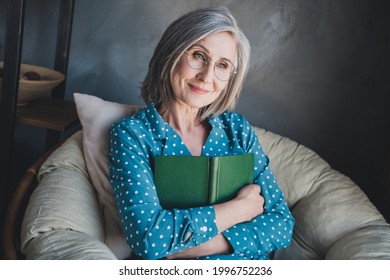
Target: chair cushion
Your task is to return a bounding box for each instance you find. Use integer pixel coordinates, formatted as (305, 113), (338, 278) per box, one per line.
(254, 127), (390, 259)
(21, 132), (110, 259)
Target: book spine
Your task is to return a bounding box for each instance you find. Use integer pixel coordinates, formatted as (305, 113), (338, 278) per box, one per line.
(208, 157), (220, 204)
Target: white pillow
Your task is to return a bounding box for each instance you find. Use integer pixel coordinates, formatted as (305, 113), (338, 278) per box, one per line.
(74, 92), (142, 259)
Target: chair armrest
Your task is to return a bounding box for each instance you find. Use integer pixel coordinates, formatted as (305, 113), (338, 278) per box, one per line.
(21, 132), (108, 259)
(23, 230), (117, 260)
(326, 225), (390, 259)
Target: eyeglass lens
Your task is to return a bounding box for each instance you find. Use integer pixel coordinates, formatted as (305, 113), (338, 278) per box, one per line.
(186, 50), (235, 81)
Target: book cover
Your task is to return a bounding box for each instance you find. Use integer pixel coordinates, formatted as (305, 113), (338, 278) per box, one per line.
(154, 154), (254, 209)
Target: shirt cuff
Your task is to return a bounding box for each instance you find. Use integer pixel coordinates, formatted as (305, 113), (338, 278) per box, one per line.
(222, 224), (256, 259)
(186, 206), (218, 245)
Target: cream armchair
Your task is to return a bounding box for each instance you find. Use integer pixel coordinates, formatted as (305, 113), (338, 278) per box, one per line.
(5, 94), (390, 259)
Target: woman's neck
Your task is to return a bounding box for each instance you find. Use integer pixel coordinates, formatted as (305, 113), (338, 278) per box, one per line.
(159, 102), (210, 156)
(160, 102), (202, 134)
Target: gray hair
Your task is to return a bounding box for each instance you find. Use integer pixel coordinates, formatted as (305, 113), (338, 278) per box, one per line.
(140, 7), (251, 120)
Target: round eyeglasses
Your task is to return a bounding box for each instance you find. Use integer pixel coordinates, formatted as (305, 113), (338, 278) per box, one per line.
(185, 50), (236, 81)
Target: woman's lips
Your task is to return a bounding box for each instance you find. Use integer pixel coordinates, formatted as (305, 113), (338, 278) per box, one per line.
(189, 84), (211, 94)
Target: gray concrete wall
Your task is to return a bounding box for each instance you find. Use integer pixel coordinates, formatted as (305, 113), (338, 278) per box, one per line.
(1, 0), (389, 219)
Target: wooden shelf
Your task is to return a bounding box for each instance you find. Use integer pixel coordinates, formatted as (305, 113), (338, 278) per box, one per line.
(16, 96), (79, 131)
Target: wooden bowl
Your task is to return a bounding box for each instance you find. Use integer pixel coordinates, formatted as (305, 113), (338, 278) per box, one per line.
(0, 62), (65, 106)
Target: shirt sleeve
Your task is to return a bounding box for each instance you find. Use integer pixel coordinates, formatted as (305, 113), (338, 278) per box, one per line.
(109, 120), (218, 260)
(221, 117), (295, 259)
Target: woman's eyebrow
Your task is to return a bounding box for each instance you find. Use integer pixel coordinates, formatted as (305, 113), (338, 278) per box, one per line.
(189, 44), (235, 64)
(190, 43), (209, 53)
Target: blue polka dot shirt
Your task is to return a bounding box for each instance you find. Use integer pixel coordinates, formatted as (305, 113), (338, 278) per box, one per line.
(109, 103), (295, 260)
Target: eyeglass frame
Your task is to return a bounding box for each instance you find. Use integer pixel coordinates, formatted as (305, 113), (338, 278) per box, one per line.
(184, 50), (237, 81)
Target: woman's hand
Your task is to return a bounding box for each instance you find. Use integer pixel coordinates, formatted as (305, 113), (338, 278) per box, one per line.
(235, 184), (265, 221)
(213, 184), (264, 233)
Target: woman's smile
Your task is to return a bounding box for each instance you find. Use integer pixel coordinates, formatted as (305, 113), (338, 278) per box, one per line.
(188, 83), (211, 95)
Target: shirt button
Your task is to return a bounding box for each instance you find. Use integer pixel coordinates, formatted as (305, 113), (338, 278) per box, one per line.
(201, 226), (208, 232)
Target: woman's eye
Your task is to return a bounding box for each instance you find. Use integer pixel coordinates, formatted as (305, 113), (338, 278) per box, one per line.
(193, 52), (206, 62)
(217, 62), (228, 70)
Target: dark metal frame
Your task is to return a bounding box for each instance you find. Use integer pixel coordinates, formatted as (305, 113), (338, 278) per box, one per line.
(0, 0), (74, 238)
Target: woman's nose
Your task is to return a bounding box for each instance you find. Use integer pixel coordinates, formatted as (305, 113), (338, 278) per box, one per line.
(196, 64), (214, 83)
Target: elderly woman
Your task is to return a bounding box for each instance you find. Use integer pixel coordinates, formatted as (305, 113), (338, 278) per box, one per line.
(109, 7), (294, 260)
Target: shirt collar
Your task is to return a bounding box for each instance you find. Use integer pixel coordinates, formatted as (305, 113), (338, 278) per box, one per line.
(143, 102), (169, 140)
(209, 115), (226, 130)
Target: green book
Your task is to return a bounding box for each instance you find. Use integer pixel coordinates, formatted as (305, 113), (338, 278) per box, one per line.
(154, 154), (254, 209)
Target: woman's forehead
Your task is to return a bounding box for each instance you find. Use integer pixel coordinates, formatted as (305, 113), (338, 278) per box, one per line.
(190, 32), (237, 61)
